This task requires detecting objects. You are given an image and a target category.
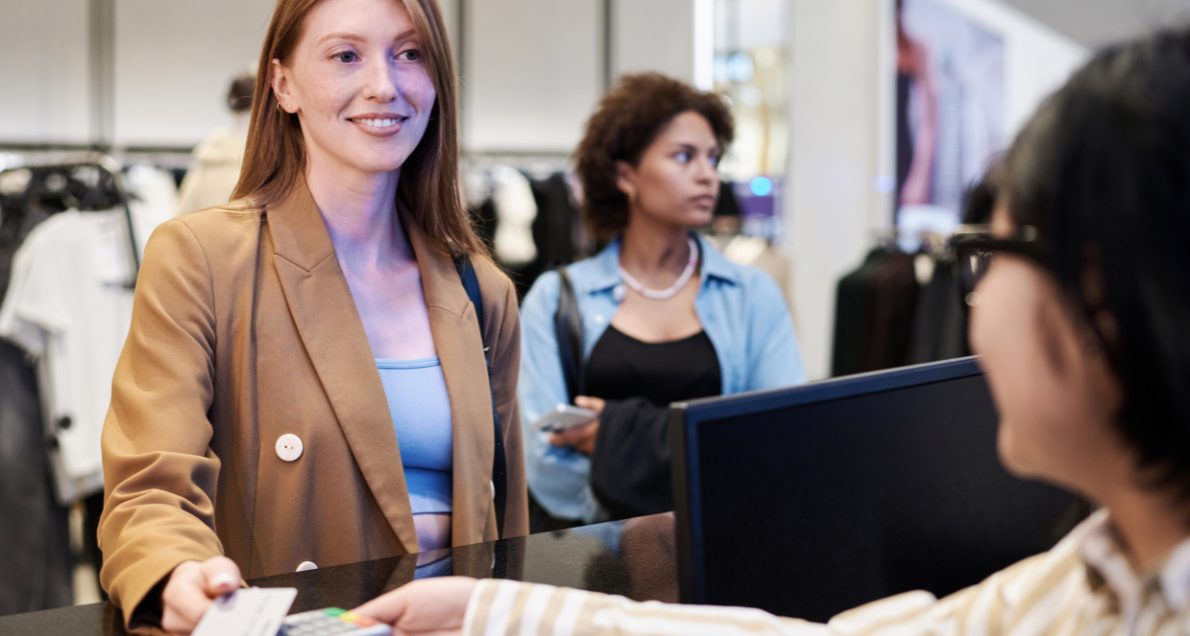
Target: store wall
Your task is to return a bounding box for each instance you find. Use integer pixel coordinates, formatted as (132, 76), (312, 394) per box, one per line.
(113, 0), (274, 147)
(0, 0), (458, 149)
(786, 1), (885, 382)
(612, 0), (696, 85)
(1, 0), (701, 153)
(462, 0), (702, 153)
(438, 0), (459, 59)
(0, 0), (92, 144)
(461, 0), (601, 153)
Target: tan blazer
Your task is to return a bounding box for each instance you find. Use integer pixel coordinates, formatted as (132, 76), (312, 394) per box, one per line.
(98, 180), (527, 627)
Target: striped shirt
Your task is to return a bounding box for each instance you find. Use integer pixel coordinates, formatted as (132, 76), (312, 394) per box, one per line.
(463, 511), (1190, 635)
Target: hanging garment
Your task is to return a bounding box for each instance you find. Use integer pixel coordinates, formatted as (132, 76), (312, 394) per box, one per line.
(715, 180), (743, 218)
(831, 248), (889, 377)
(830, 247), (919, 376)
(125, 164), (180, 230)
(864, 250), (919, 371)
(525, 171), (586, 294)
(0, 196), (72, 613)
(0, 335), (72, 614)
(175, 127), (246, 214)
(907, 256), (969, 364)
(490, 165), (537, 267)
(0, 161), (149, 611)
(0, 209), (138, 503)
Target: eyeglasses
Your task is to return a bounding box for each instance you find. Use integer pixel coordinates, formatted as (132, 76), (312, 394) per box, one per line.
(949, 225), (1047, 307)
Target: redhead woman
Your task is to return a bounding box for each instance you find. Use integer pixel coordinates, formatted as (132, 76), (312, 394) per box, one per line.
(97, 0), (526, 631)
(520, 73), (805, 527)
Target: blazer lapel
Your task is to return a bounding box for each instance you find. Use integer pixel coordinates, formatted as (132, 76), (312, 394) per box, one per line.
(403, 214), (495, 546)
(267, 180), (420, 554)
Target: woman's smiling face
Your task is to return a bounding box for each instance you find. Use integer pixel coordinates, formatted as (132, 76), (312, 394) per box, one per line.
(271, 0), (437, 179)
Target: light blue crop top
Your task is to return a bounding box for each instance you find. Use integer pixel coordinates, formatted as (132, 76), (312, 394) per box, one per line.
(376, 357), (453, 516)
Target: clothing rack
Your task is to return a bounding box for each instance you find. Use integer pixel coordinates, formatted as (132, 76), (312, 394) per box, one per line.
(462, 149), (572, 180)
(834, 224), (980, 377)
(0, 153), (139, 286)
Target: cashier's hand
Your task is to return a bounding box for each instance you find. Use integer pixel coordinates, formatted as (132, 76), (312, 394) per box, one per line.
(548, 395), (604, 455)
(161, 556), (242, 634)
(354, 576), (478, 635)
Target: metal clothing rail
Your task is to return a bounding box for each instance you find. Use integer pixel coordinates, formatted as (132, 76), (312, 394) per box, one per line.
(0, 152), (140, 287)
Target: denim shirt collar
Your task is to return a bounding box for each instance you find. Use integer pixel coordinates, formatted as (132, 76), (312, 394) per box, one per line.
(578, 232), (741, 295)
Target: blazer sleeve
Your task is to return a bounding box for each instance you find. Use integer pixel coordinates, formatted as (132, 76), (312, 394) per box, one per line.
(98, 218), (225, 629)
(480, 259), (529, 538)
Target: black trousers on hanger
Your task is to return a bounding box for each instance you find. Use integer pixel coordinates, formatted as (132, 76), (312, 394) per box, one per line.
(0, 342), (72, 614)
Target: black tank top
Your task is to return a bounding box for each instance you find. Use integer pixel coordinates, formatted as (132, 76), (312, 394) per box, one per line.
(584, 325), (721, 405)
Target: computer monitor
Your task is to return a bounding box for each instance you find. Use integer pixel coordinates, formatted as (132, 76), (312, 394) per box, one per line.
(670, 357), (1085, 622)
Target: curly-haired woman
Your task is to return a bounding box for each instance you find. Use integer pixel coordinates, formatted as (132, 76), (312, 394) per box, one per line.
(518, 73), (805, 527)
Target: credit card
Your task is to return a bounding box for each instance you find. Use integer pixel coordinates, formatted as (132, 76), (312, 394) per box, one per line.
(192, 587), (298, 636)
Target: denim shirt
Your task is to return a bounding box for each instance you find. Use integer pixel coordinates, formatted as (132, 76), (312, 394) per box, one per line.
(518, 233), (806, 521)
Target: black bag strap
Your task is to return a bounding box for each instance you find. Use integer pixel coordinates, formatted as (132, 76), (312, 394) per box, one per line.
(554, 266), (584, 402)
(454, 255), (507, 538)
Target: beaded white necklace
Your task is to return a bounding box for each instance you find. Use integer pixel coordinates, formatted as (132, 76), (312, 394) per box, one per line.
(618, 237), (699, 300)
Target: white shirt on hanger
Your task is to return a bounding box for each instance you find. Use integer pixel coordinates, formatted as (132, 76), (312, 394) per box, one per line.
(0, 209), (137, 503)
(490, 164), (537, 266)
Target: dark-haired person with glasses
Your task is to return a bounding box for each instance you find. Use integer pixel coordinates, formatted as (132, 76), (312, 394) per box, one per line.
(351, 24), (1190, 635)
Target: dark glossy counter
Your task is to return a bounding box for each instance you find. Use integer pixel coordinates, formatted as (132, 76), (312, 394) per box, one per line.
(0, 514), (678, 635)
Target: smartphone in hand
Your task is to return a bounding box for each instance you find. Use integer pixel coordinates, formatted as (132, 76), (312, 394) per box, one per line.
(533, 404), (597, 433)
